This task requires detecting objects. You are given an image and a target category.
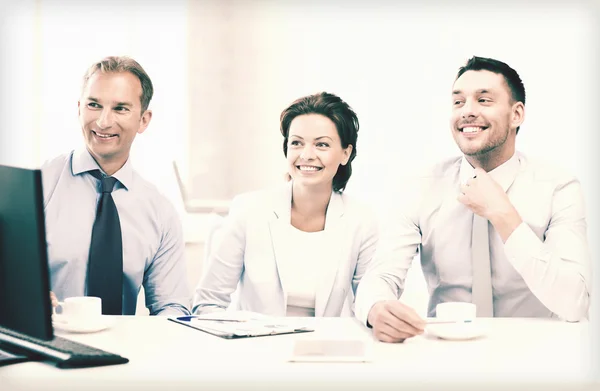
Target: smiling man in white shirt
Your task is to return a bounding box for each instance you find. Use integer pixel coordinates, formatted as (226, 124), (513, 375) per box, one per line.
(355, 56), (592, 343)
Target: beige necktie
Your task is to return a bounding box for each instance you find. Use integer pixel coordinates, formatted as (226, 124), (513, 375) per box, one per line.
(471, 213), (494, 317)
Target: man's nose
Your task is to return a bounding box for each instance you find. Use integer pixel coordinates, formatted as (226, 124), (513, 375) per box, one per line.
(461, 99), (478, 119)
(96, 109), (114, 129)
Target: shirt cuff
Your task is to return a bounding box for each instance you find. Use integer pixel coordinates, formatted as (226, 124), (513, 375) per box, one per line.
(356, 294), (397, 327)
(503, 222), (546, 271)
(154, 305), (191, 317)
(192, 306), (227, 315)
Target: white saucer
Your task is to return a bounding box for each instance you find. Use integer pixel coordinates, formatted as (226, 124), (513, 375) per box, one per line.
(426, 322), (486, 341)
(52, 316), (115, 334)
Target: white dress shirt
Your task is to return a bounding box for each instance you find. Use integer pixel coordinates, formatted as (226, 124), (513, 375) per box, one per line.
(42, 149), (191, 316)
(355, 152), (591, 324)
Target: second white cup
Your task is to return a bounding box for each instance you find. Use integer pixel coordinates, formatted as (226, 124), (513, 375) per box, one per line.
(55, 296), (102, 321)
(436, 302), (476, 321)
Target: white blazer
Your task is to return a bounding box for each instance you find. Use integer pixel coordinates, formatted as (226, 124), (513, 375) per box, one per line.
(192, 182), (379, 317)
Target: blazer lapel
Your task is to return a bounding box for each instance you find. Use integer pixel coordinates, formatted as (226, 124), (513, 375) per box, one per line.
(268, 182), (293, 306)
(267, 185), (349, 317)
(314, 191), (347, 316)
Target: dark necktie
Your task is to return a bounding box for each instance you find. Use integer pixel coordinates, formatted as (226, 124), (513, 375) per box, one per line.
(87, 170), (123, 315)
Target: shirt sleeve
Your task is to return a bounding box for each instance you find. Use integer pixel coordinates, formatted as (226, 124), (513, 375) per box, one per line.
(191, 195), (247, 314)
(354, 179), (422, 326)
(143, 203), (192, 316)
(503, 176), (591, 321)
(350, 207), (380, 296)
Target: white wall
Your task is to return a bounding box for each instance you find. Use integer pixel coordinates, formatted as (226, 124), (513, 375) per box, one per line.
(186, 0), (597, 200)
(0, 1), (37, 168)
(0, 0), (189, 217)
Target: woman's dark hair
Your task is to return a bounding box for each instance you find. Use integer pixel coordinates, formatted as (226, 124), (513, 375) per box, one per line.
(280, 92), (359, 192)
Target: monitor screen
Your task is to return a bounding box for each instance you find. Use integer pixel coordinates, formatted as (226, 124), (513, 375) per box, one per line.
(0, 164), (53, 340)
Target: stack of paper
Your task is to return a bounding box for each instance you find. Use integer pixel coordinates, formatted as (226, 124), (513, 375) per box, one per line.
(168, 311), (314, 339)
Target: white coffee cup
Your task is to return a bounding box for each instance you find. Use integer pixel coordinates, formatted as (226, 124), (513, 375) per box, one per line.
(436, 302), (476, 321)
(54, 296), (102, 322)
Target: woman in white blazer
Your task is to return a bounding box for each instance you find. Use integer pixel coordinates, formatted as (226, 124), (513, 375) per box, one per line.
(192, 92), (379, 317)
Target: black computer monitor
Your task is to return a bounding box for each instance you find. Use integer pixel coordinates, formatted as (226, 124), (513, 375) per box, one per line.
(0, 164), (53, 341)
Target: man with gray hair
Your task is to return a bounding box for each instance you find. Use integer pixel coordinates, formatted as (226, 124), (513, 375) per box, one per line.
(43, 56), (190, 316)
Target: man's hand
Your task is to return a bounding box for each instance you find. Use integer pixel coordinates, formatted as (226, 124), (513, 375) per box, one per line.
(458, 167), (511, 219)
(458, 167), (523, 241)
(367, 300), (425, 343)
(50, 291), (58, 308)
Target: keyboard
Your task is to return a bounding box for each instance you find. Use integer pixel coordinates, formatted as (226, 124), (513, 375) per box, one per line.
(0, 346), (29, 367)
(0, 326), (128, 368)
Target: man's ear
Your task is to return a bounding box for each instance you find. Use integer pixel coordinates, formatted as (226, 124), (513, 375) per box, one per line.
(511, 102), (525, 130)
(138, 110), (152, 135)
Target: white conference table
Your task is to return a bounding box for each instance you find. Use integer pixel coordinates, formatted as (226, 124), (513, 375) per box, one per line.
(0, 317), (596, 391)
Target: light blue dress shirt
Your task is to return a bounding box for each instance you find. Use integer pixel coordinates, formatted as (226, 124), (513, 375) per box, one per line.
(41, 149), (191, 316)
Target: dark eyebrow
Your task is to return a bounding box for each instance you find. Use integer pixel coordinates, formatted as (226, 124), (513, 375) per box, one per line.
(315, 136), (333, 141)
(452, 88), (495, 95)
(85, 97), (133, 107)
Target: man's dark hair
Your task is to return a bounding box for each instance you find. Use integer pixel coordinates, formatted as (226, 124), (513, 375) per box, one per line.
(457, 56), (525, 133)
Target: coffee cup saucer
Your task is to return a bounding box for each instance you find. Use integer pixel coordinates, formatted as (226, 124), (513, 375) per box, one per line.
(52, 315), (116, 334)
(425, 321), (486, 341)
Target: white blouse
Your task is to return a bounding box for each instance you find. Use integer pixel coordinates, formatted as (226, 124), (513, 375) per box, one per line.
(277, 224), (334, 317)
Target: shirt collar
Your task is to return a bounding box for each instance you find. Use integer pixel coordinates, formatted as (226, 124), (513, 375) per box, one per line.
(71, 148), (134, 190)
(459, 152), (520, 192)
